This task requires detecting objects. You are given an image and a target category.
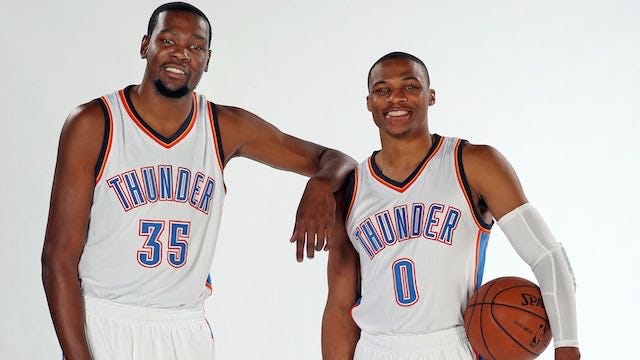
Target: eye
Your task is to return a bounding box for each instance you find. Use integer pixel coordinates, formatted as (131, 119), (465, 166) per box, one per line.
(373, 88), (389, 95)
(189, 45), (205, 52)
(404, 84), (420, 91)
(161, 39), (175, 46)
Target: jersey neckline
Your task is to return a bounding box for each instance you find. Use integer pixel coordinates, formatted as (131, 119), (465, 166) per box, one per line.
(368, 134), (443, 193)
(119, 85), (198, 149)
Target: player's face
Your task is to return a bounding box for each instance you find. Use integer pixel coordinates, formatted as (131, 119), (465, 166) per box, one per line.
(140, 10), (211, 98)
(366, 58), (435, 138)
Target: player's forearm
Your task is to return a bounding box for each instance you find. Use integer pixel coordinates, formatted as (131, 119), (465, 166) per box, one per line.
(312, 149), (357, 193)
(321, 308), (360, 360)
(42, 257), (92, 360)
(498, 204), (579, 348)
(532, 256), (579, 348)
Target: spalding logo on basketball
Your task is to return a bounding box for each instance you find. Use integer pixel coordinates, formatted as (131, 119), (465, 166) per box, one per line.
(463, 277), (552, 360)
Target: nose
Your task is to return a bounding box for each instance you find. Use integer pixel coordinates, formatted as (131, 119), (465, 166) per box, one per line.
(387, 88), (407, 103)
(171, 46), (191, 62)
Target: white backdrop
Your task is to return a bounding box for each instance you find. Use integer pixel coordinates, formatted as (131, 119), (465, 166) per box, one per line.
(1, 0), (638, 359)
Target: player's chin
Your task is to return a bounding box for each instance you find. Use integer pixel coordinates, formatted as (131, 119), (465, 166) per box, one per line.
(385, 126), (412, 138)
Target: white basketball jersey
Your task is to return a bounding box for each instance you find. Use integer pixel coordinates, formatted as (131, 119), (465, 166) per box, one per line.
(346, 135), (492, 335)
(79, 86), (225, 309)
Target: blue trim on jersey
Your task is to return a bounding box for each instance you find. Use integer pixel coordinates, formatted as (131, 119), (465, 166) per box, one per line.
(476, 232), (490, 288)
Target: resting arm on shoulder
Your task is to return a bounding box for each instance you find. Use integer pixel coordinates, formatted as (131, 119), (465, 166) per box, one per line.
(462, 144), (580, 360)
(41, 101), (106, 360)
(322, 189), (361, 360)
(216, 105), (357, 261)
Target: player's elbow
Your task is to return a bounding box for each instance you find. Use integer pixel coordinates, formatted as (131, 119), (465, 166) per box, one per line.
(41, 239), (79, 290)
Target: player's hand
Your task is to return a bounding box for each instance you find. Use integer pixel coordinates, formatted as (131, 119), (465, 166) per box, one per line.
(555, 347), (580, 360)
(290, 177), (335, 262)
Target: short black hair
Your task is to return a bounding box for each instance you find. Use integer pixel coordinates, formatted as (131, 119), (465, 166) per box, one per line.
(147, 2), (212, 47)
(367, 52), (430, 89)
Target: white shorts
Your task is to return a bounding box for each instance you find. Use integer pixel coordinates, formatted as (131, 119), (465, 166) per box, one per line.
(354, 326), (476, 360)
(81, 296), (215, 360)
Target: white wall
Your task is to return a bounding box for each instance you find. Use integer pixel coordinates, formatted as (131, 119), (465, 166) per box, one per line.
(1, 0), (637, 358)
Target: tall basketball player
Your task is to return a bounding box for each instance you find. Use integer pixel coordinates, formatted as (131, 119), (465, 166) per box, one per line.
(321, 52), (580, 360)
(41, 2), (355, 360)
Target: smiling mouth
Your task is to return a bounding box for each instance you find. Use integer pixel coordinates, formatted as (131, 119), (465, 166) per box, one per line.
(163, 66), (187, 76)
(384, 109), (412, 119)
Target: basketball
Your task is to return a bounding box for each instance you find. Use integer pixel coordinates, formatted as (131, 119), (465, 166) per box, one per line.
(463, 277), (552, 360)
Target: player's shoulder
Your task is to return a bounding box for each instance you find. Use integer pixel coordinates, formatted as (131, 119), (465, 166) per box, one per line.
(212, 103), (255, 123)
(58, 99), (109, 154)
(63, 99), (107, 136)
(460, 141), (506, 168)
(459, 140), (517, 188)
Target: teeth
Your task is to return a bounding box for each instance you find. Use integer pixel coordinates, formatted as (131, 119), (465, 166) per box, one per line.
(165, 67), (185, 75)
(386, 110), (409, 117)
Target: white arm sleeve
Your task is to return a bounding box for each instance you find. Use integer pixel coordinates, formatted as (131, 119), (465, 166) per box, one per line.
(497, 203), (579, 348)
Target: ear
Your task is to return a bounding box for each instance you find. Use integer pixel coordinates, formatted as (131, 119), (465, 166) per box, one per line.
(204, 50), (212, 72)
(366, 95), (372, 112)
(140, 35), (150, 59)
(428, 88), (436, 106)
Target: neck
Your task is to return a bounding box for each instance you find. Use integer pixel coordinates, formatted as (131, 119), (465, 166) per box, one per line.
(375, 129), (434, 181)
(135, 80), (193, 115)
(378, 127), (433, 166)
(128, 80), (194, 136)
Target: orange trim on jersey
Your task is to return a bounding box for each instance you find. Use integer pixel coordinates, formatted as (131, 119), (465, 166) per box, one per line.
(367, 139), (444, 193)
(345, 170), (359, 221)
(95, 96), (114, 184)
(454, 139), (489, 230)
(207, 102), (224, 171)
(117, 90), (198, 149)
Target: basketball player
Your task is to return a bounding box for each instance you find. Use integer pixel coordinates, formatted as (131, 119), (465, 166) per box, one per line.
(41, 3), (355, 359)
(321, 52), (580, 360)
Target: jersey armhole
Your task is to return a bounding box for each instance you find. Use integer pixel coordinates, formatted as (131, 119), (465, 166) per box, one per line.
(343, 169), (358, 222)
(208, 102), (226, 167)
(95, 97), (113, 182)
(455, 140), (493, 230)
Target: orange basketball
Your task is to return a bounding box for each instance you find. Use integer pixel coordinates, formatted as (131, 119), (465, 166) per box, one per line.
(463, 277), (552, 360)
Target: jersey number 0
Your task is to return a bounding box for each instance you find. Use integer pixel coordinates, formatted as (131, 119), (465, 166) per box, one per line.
(392, 258), (419, 306)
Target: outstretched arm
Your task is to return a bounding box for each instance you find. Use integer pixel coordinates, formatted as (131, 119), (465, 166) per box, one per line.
(462, 144), (580, 360)
(216, 106), (357, 261)
(42, 101), (105, 360)
(322, 189), (360, 359)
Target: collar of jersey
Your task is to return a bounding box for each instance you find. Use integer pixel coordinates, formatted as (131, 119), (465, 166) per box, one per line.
(119, 85), (197, 149)
(368, 134), (443, 193)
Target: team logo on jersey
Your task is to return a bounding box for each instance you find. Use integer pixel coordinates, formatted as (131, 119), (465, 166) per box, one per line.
(106, 165), (216, 214)
(352, 202), (461, 259)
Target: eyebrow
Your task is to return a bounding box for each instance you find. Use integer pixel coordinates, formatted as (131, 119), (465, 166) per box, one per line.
(370, 76), (421, 88)
(158, 29), (207, 42)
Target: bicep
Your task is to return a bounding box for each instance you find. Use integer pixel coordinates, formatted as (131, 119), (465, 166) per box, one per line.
(43, 104), (105, 264)
(220, 107), (326, 175)
(463, 145), (528, 221)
